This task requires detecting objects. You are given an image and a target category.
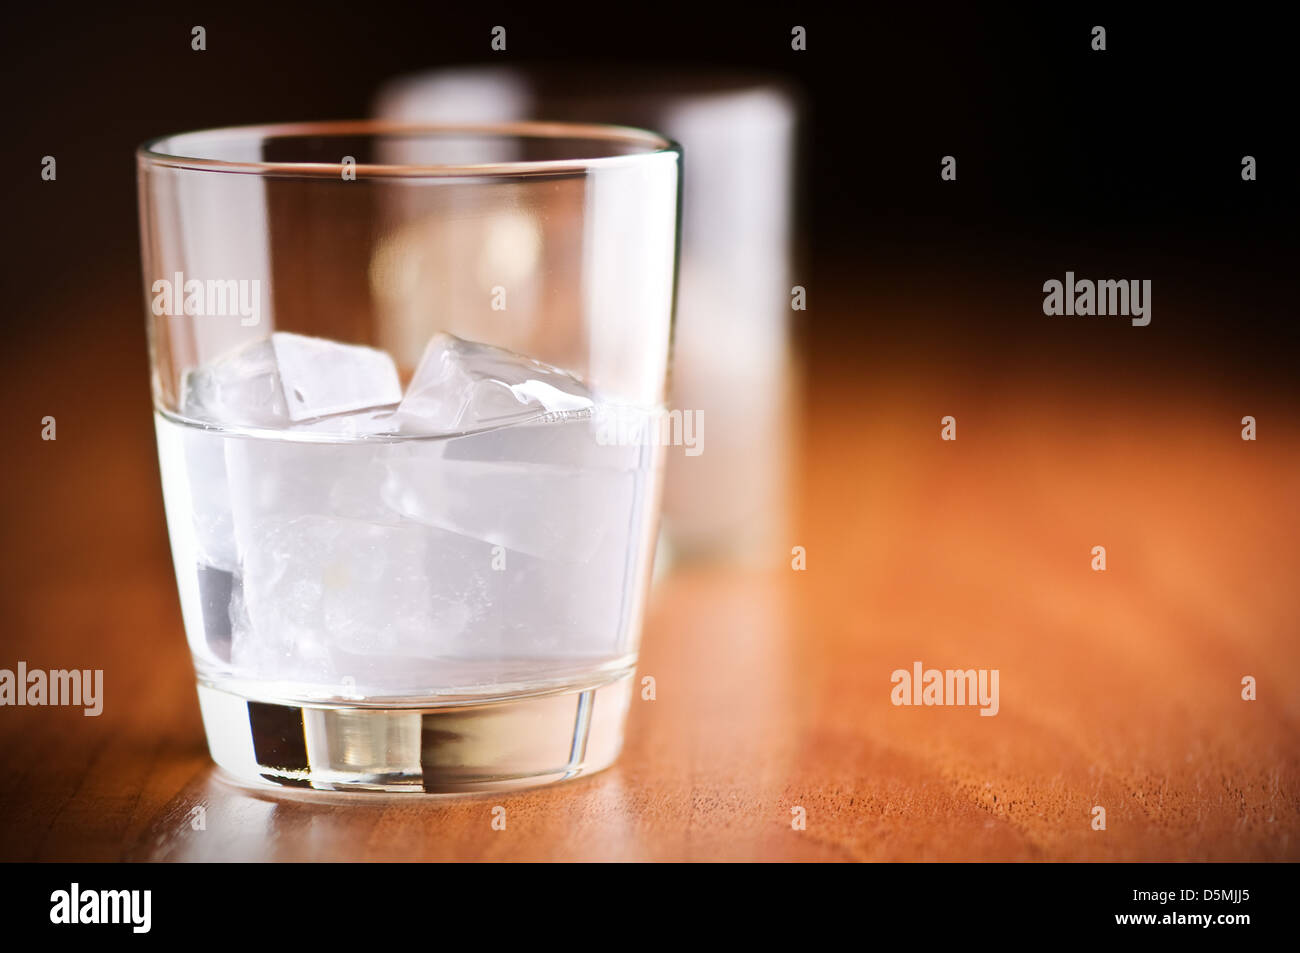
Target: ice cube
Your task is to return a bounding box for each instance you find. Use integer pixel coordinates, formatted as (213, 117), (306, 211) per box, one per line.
(382, 416), (645, 563)
(230, 515), (478, 687)
(181, 338), (286, 428)
(394, 332), (592, 435)
(225, 434), (393, 533)
(271, 332), (402, 422)
(181, 332), (401, 428)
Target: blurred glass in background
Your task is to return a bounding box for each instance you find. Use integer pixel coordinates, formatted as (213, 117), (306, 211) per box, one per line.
(374, 67), (800, 567)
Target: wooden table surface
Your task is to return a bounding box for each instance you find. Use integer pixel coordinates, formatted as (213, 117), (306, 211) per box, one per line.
(2, 276), (1297, 862)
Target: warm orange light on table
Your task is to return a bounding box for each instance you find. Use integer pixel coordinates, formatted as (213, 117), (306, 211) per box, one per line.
(2, 261), (1295, 860)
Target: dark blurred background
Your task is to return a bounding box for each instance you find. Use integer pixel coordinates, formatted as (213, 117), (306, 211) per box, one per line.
(4, 4), (1295, 370)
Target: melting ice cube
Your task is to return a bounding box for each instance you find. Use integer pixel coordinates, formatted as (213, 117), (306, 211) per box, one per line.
(383, 334), (650, 562)
(180, 338), (286, 428)
(230, 515), (472, 683)
(382, 417), (649, 563)
(181, 332), (401, 428)
(271, 332), (402, 422)
(394, 332), (592, 435)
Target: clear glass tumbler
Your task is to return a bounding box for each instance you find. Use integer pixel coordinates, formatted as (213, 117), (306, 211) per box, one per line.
(137, 121), (680, 792)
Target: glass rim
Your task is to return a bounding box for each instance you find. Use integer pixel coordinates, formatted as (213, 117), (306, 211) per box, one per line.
(136, 118), (680, 178)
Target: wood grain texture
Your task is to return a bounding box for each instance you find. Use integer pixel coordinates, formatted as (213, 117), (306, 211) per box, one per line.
(1, 288), (1297, 862)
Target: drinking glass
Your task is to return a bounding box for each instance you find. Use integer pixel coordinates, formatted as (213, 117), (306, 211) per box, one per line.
(137, 121), (680, 792)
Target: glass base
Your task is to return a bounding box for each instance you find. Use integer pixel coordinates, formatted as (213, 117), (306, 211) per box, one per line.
(196, 673), (634, 794)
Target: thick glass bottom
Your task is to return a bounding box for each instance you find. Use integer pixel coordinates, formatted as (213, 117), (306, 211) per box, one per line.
(196, 673), (634, 794)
